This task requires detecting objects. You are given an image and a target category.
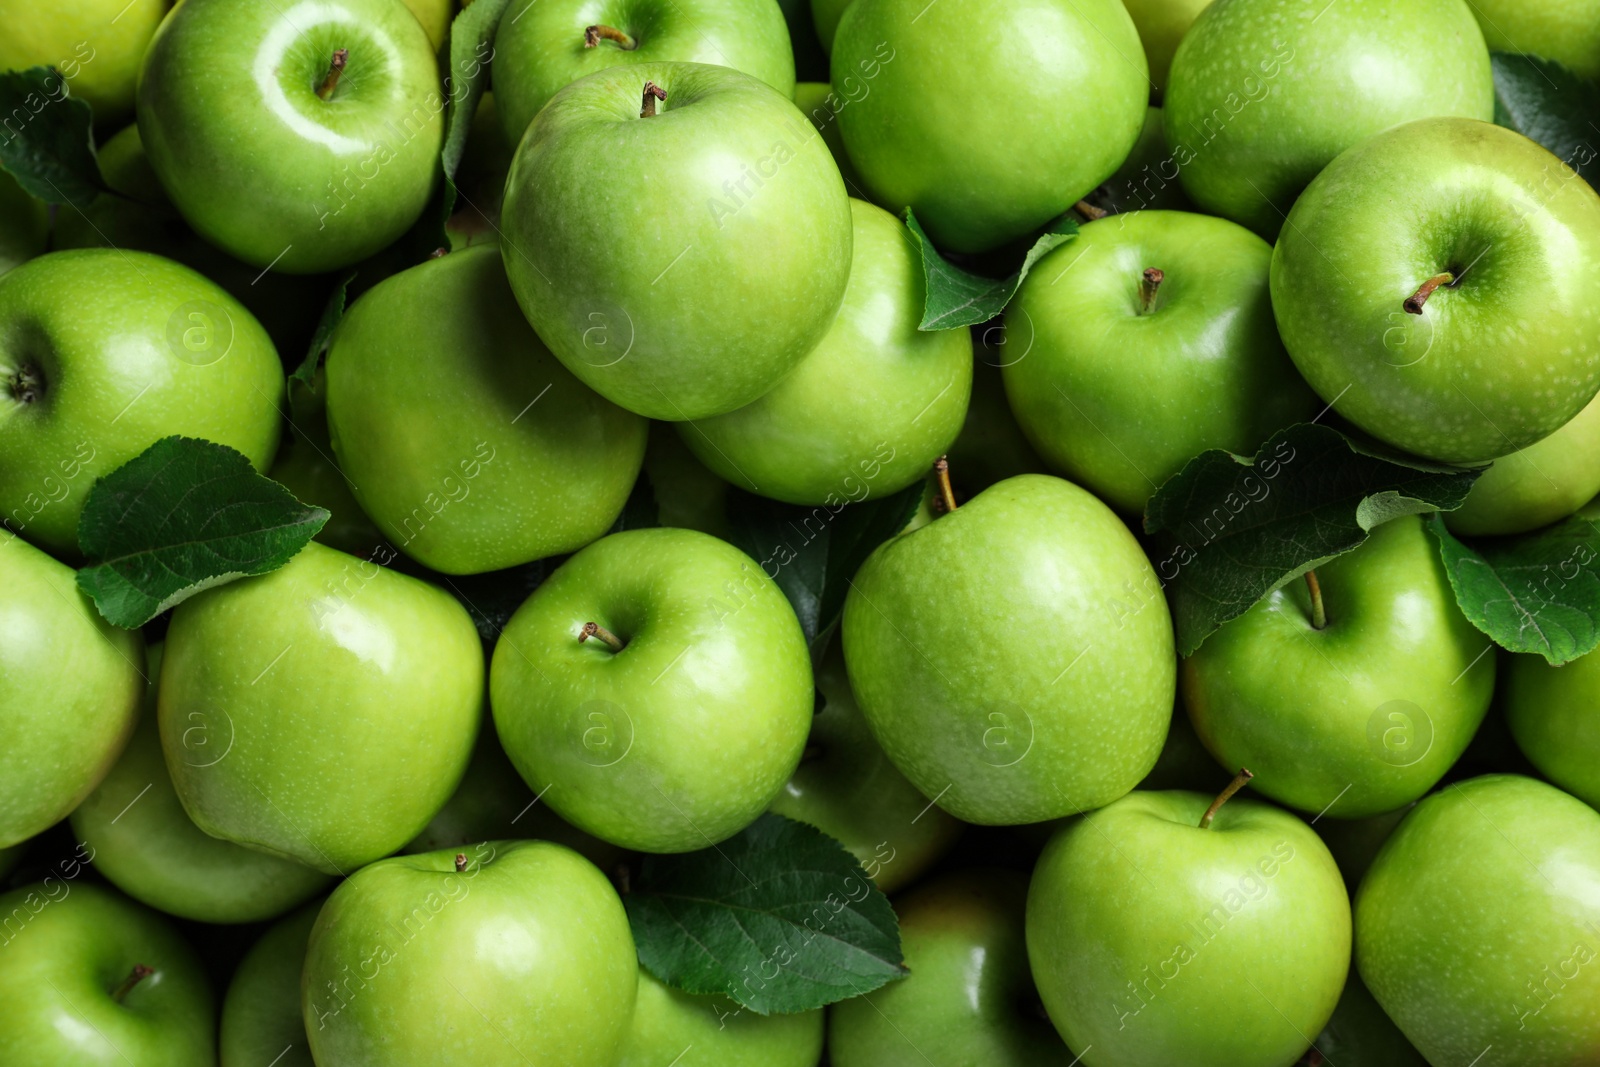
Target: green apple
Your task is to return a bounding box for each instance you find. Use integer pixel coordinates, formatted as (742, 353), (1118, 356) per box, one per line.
(811, 0), (851, 50)
(0, 248), (284, 555)
(1271, 118), (1600, 463)
(1089, 107), (1195, 214)
(137, 0), (444, 273)
(0, 536), (143, 849)
(220, 900), (321, 1067)
(1309, 969), (1428, 1067)
(643, 421), (732, 539)
(832, 0), (1146, 253)
(0, 0), (167, 124)
(1447, 393), (1600, 536)
(769, 644), (962, 893)
(0, 881), (214, 1066)
(1468, 0), (1600, 80)
(1183, 516), (1495, 819)
(832, 869), (1076, 1065)
(500, 61), (852, 420)
(326, 244), (648, 573)
(0, 172), (47, 277)
(1121, 0), (1211, 98)
(1356, 774), (1600, 1065)
(1004, 209), (1314, 514)
(793, 81), (862, 191)
(1027, 785), (1350, 1066)
(680, 199), (971, 504)
(159, 541), (484, 874)
(1164, 0), (1493, 237)
(70, 645), (332, 924)
(620, 968), (823, 1067)
(945, 342), (1047, 496)
(492, 527), (813, 851)
(1504, 646), (1600, 811)
(303, 840), (637, 1066)
(842, 473), (1175, 824)
(402, 0), (452, 51)
(493, 0), (796, 148)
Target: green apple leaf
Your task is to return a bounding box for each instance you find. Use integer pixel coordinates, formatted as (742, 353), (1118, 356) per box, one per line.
(906, 208), (1078, 331)
(1490, 53), (1600, 187)
(1144, 423), (1482, 656)
(626, 813), (907, 1014)
(723, 481), (923, 644)
(75, 437), (329, 629)
(0, 67), (106, 209)
(439, 0), (511, 219)
(1426, 509), (1600, 665)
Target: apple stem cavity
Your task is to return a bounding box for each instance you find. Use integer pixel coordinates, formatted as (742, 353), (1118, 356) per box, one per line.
(1403, 271), (1455, 315)
(934, 455), (959, 514)
(640, 82), (667, 118)
(110, 964), (153, 1003)
(580, 621), (626, 652)
(6, 362), (42, 404)
(585, 24), (639, 50)
(1073, 199), (1107, 221)
(1199, 768), (1254, 829)
(1137, 268), (1164, 315)
(316, 48), (349, 101)
(1304, 569), (1327, 630)
(454, 853), (468, 873)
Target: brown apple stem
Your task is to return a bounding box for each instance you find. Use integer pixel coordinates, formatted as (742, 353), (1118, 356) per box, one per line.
(454, 853), (469, 873)
(1138, 268), (1164, 314)
(585, 24), (638, 50)
(580, 621), (626, 652)
(1403, 271), (1454, 315)
(1199, 768), (1254, 829)
(429, 247), (449, 259)
(1304, 569), (1327, 630)
(1074, 199), (1107, 221)
(934, 455), (959, 514)
(7, 363), (42, 404)
(316, 49), (348, 101)
(640, 81), (667, 118)
(110, 964), (153, 1003)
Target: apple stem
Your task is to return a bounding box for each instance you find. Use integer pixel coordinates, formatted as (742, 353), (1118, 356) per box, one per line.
(1199, 768), (1254, 829)
(614, 862), (632, 895)
(1073, 199), (1107, 221)
(585, 24), (638, 50)
(1304, 569), (1327, 630)
(580, 621), (626, 652)
(640, 81), (667, 118)
(6, 363), (42, 404)
(316, 48), (348, 101)
(429, 247), (449, 259)
(454, 853), (468, 873)
(110, 964), (153, 1003)
(1137, 268), (1164, 314)
(933, 455), (959, 514)
(1403, 271), (1455, 315)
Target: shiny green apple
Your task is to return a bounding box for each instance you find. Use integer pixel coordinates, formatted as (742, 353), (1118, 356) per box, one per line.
(1121, 0), (1211, 98)
(1504, 646), (1600, 810)
(0, 0), (167, 124)
(219, 900), (322, 1067)
(402, 0), (452, 51)
(620, 968), (823, 1067)
(1447, 394), (1600, 536)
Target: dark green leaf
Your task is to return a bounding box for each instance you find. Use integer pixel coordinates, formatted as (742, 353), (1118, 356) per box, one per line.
(1490, 52), (1600, 186)
(626, 813), (906, 1014)
(436, 559), (549, 646)
(440, 0), (511, 219)
(1426, 508), (1600, 665)
(906, 208), (1078, 331)
(0, 67), (105, 208)
(723, 481), (923, 644)
(76, 437), (328, 628)
(1144, 424), (1482, 656)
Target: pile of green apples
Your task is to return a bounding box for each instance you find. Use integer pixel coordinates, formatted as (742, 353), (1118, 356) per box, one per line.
(2, 0), (1600, 1064)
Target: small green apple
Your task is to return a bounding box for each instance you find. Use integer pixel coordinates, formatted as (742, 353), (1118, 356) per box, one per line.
(492, 527), (813, 852)
(681, 199), (971, 505)
(1447, 394), (1600, 536)
(1504, 646), (1600, 811)
(1271, 118), (1600, 463)
(493, 0), (796, 147)
(1165, 0), (1493, 236)
(832, 0), (1147, 253)
(0, 248), (284, 555)
(1183, 516), (1495, 819)
(0, 535), (143, 848)
(401, 0), (452, 51)
(501, 61), (852, 420)
(1121, 0), (1211, 98)
(0, 0), (167, 124)
(842, 473), (1175, 824)
(769, 644), (962, 893)
(138, 0), (445, 272)
(619, 968), (823, 1067)
(326, 244), (648, 573)
(303, 841), (637, 1067)
(220, 900), (322, 1067)
(832, 869), (1077, 1066)
(1356, 774), (1600, 1065)
(1027, 785), (1351, 1067)
(1004, 209), (1314, 514)
(70, 645), (333, 924)
(0, 172), (47, 277)
(159, 541), (484, 874)
(1468, 0), (1600, 80)
(0, 881), (214, 1066)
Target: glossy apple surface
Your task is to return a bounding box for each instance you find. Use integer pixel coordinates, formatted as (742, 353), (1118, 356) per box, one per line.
(1468, 0), (1600, 79)
(0, 0), (167, 124)
(1504, 646), (1600, 810)
(619, 968), (823, 1067)
(219, 901), (321, 1067)
(1122, 0), (1211, 97)
(1447, 395), (1600, 536)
